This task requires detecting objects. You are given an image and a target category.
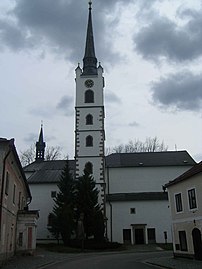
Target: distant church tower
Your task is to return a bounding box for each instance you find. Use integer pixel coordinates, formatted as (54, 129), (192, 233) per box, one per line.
(35, 124), (46, 161)
(75, 1), (105, 209)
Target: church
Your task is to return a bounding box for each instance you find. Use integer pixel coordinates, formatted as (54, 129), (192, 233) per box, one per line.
(24, 2), (196, 245)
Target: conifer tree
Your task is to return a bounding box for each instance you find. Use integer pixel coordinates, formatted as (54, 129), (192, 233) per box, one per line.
(76, 168), (104, 240)
(48, 159), (76, 245)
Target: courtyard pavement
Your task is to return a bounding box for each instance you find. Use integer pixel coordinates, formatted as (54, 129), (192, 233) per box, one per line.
(1, 245), (202, 269)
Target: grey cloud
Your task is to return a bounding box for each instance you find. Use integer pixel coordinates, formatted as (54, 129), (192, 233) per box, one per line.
(24, 133), (36, 143)
(0, 0), (130, 64)
(56, 95), (74, 116)
(29, 106), (55, 118)
(151, 71), (202, 111)
(105, 91), (121, 105)
(129, 121), (140, 127)
(0, 19), (34, 51)
(134, 8), (202, 62)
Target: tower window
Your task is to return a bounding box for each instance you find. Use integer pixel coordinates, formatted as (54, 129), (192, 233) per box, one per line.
(85, 162), (93, 174)
(86, 135), (93, 147)
(85, 90), (94, 103)
(86, 114), (93, 125)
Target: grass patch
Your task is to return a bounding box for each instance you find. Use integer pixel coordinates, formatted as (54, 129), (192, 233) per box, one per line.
(37, 240), (124, 253)
(157, 243), (173, 250)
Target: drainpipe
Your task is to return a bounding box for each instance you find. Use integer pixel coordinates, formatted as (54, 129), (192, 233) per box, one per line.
(0, 147), (12, 240)
(106, 166), (113, 242)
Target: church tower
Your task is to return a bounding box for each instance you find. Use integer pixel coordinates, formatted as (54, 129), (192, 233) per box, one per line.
(35, 124), (46, 161)
(75, 1), (105, 210)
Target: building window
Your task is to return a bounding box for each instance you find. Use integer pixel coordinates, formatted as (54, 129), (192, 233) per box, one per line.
(86, 114), (93, 125)
(86, 135), (93, 147)
(175, 193), (183, 212)
(19, 232), (23, 247)
(85, 162), (93, 174)
(130, 208), (136, 214)
(85, 90), (94, 103)
(5, 172), (9, 195)
(18, 192), (22, 209)
(179, 231), (188, 251)
(51, 191), (57, 198)
(13, 184), (16, 204)
(147, 228), (156, 244)
(188, 188), (197, 209)
(48, 213), (54, 226)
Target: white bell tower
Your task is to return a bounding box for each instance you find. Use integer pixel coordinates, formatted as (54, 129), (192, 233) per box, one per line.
(75, 1), (105, 210)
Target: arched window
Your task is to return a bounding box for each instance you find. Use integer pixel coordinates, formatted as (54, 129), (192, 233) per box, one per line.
(85, 90), (94, 103)
(85, 162), (93, 174)
(86, 114), (93, 125)
(86, 135), (93, 147)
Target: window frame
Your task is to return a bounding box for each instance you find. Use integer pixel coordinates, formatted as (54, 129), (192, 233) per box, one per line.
(85, 90), (94, 103)
(175, 193), (183, 213)
(86, 135), (93, 147)
(179, 230), (188, 251)
(5, 172), (9, 195)
(86, 114), (93, 125)
(13, 184), (16, 204)
(188, 188), (197, 210)
(85, 162), (93, 174)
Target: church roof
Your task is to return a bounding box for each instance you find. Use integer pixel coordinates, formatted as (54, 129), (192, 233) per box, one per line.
(24, 160), (75, 184)
(105, 151), (195, 168)
(24, 151), (195, 184)
(164, 161), (202, 188)
(107, 192), (168, 202)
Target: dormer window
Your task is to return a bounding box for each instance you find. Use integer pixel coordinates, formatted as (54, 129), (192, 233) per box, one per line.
(86, 114), (93, 125)
(85, 90), (94, 103)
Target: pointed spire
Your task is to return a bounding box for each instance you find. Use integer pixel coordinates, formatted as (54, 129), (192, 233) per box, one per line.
(82, 1), (98, 76)
(35, 123), (46, 162)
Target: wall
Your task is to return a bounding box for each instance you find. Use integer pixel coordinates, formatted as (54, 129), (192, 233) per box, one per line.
(168, 173), (202, 257)
(107, 166), (192, 194)
(28, 183), (58, 240)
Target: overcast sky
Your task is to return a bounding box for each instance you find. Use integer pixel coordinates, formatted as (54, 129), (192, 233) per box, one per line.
(0, 0), (202, 161)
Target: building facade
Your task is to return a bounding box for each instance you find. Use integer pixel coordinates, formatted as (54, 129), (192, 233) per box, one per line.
(0, 138), (38, 264)
(106, 151), (196, 244)
(165, 162), (202, 260)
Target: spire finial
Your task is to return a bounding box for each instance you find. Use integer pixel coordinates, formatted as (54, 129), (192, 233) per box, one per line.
(89, 1), (92, 10)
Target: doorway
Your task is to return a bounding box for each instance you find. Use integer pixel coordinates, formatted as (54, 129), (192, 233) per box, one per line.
(123, 229), (131, 244)
(192, 228), (202, 260)
(135, 228), (144, 244)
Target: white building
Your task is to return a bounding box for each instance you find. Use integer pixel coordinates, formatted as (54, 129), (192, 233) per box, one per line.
(105, 151), (195, 244)
(165, 161), (202, 260)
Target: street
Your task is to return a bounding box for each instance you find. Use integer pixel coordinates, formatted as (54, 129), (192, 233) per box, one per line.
(41, 252), (168, 269)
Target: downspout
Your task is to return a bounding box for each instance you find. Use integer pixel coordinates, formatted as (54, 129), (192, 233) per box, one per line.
(106, 166), (113, 242)
(0, 148), (12, 240)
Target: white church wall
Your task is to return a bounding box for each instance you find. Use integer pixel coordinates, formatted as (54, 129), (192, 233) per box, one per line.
(75, 75), (104, 107)
(78, 107), (103, 130)
(106, 200), (172, 244)
(106, 166), (192, 194)
(28, 183), (58, 240)
(77, 131), (103, 157)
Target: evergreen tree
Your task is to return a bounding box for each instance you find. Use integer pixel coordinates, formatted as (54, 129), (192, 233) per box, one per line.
(48, 159), (76, 245)
(76, 169), (104, 240)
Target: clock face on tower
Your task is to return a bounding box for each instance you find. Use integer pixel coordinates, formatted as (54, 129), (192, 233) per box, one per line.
(85, 79), (94, 88)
